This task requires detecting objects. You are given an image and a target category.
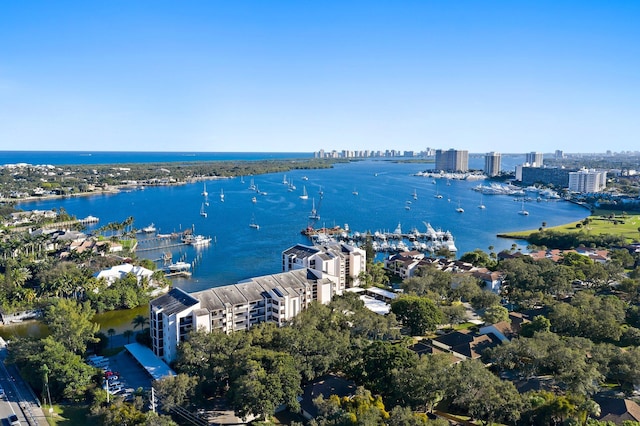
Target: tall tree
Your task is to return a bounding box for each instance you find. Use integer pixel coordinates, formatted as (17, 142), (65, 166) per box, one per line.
(43, 298), (99, 354)
(391, 295), (443, 335)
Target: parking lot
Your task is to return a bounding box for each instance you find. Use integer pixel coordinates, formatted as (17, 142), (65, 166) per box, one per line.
(88, 349), (154, 400)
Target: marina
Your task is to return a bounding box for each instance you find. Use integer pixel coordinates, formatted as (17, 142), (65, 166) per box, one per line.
(18, 158), (590, 292)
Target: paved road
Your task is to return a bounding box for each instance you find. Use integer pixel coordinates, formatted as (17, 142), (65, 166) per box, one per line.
(0, 338), (48, 426)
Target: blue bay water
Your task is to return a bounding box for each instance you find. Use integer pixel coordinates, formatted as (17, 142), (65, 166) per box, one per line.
(16, 158), (589, 293)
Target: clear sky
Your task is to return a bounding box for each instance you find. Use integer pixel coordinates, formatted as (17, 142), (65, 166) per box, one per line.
(1, 1), (638, 154)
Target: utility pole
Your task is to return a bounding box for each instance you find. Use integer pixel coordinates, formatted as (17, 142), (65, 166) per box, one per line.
(150, 387), (157, 413)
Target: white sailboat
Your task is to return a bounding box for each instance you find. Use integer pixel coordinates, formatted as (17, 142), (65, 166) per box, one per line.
(352, 188), (359, 196)
(413, 189), (418, 200)
(200, 203), (208, 218)
(456, 201), (464, 213)
(220, 188), (225, 202)
(299, 186), (309, 200)
(201, 182), (208, 197)
(318, 186), (324, 198)
(309, 198), (320, 220)
(478, 193), (486, 209)
(249, 214), (260, 230)
(518, 200), (529, 216)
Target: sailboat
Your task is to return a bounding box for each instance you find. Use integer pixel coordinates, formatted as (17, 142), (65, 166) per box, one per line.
(220, 188), (225, 202)
(288, 179), (296, 191)
(518, 200), (529, 216)
(456, 201), (464, 213)
(249, 214), (260, 230)
(352, 188), (359, 196)
(201, 182), (208, 197)
(200, 203), (208, 218)
(309, 198), (320, 220)
(318, 186), (324, 198)
(299, 186), (309, 200)
(478, 194), (486, 209)
(413, 189), (418, 200)
(434, 189), (443, 199)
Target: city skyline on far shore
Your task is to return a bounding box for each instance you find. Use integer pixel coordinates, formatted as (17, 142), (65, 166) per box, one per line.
(1, 2), (638, 154)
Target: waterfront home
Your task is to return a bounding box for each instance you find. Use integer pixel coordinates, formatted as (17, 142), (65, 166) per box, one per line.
(94, 263), (154, 287)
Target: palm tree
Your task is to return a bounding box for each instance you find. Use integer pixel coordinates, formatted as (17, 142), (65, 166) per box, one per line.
(107, 328), (116, 348)
(123, 329), (134, 344)
(132, 315), (149, 333)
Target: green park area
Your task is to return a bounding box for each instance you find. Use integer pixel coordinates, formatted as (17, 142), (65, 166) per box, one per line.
(500, 211), (640, 244)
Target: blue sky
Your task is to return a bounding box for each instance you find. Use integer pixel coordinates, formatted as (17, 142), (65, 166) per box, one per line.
(1, 1), (638, 153)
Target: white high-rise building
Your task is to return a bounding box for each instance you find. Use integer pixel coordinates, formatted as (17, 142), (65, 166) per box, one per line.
(568, 169), (607, 193)
(525, 152), (544, 167)
(484, 152), (501, 177)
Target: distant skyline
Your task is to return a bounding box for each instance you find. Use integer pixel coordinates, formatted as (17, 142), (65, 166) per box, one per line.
(1, 1), (638, 153)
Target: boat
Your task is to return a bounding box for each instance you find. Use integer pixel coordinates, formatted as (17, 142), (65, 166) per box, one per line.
(251, 196), (257, 203)
(248, 178), (256, 191)
(240, 175), (245, 184)
(434, 190), (443, 199)
(456, 201), (464, 213)
(478, 194), (486, 209)
(201, 183), (208, 197)
(288, 179), (296, 192)
(405, 205), (411, 210)
(200, 203), (207, 218)
(352, 188), (359, 196)
(282, 174), (288, 185)
(301, 176), (309, 181)
(167, 261), (191, 272)
(140, 223), (156, 233)
(309, 198), (320, 220)
(299, 186), (309, 200)
(183, 234), (212, 246)
(318, 186), (324, 197)
(220, 188), (225, 202)
(249, 214), (260, 230)
(413, 189), (418, 200)
(518, 200), (529, 216)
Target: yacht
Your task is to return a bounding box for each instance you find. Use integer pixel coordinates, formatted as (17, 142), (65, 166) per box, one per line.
(249, 214), (260, 230)
(352, 188), (359, 196)
(518, 200), (529, 216)
(183, 234), (211, 246)
(167, 261), (191, 272)
(309, 198), (320, 220)
(299, 186), (309, 200)
(251, 196), (257, 203)
(456, 201), (464, 213)
(478, 194), (486, 209)
(200, 203), (207, 218)
(140, 223), (156, 233)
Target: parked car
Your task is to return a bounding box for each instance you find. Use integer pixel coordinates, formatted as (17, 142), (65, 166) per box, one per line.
(7, 414), (21, 426)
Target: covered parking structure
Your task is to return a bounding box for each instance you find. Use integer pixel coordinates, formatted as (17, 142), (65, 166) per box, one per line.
(124, 343), (176, 381)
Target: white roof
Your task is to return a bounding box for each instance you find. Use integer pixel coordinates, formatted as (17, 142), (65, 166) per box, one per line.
(124, 343), (176, 381)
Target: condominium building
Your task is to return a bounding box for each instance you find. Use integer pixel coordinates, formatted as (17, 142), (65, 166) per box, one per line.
(484, 152), (501, 177)
(282, 242), (366, 292)
(150, 268), (338, 363)
(520, 166), (573, 187)
(525, 152), (544, 167)
(435, 149), (469, 172)
(568, 169), (607, 193)
(149, 242), (366, 363)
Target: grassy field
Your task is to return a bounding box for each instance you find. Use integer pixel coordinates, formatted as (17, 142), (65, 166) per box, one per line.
(501, 212), (640, 242)
(45, 405), (90, 426)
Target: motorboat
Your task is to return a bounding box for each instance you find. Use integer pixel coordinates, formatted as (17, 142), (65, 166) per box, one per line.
(167, 261), (191, 272)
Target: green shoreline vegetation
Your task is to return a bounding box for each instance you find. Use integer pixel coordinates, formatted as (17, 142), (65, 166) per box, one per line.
(498, 210), (640, 247)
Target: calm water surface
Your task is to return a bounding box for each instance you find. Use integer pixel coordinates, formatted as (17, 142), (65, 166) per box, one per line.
(17, 160), (589, 293)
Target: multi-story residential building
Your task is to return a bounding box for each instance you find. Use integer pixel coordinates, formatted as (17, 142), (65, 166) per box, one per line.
(555, 150), (564, 159)
(520, 166), (574, 187)
(150, 268), (338, 363)
(435, 149), (469, 172)
(525, 152), (544, 167)
(282, 242), (366, 292)
(484, 152), (501, 177)
(568, 169), (607, 193)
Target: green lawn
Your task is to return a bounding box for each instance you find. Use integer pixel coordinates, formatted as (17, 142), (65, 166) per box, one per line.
(501, 213), (640, 242)
(45, 405), (91, 426)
